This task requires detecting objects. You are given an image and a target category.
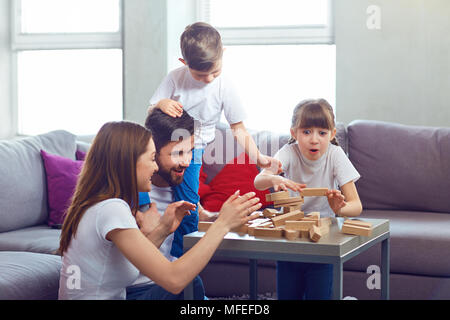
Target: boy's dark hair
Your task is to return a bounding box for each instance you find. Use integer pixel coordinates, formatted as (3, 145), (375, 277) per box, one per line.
(288, 98), (339, 146)
(145, 108), (195, 152)
(180, 22), (223, 71)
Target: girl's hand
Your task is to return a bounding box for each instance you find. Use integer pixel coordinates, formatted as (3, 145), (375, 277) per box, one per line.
(327, 189), (347, 216)
(273, 176), (306, 193)
(215, 190), (261, 232)
(160, 201), (196, 234)
(257, 155), (282, 174)
(135, 203), (161, 236)
(156, 99), (183, 117)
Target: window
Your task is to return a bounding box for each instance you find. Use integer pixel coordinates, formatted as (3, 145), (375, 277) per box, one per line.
(198, 0), (335, 134)
(12, 0), (122, 136)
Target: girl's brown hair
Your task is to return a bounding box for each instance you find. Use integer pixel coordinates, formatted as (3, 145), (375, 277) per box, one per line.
(288, 98), (339, 146)
(58, 121), (153, 254)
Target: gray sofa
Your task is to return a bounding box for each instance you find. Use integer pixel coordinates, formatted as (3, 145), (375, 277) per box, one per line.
(0, 130), (89, 299)
(199, 120), (450, 300)
(1, 120), (449, 300)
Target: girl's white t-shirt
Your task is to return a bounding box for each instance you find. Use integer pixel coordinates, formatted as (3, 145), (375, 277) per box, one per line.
(274, 143), (361, 217)
(58, 199), (140, 300)
(149, 66), (246, 148)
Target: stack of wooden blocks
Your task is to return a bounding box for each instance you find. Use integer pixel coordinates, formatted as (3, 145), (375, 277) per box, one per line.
(198, 188), (373, 242)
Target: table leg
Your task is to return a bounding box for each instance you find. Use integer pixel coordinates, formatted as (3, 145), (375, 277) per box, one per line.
(249, 259), (258, 300)
(381, 237), (390, 300)
(184, 281), (194, 300)
(332, 261), (343, 300)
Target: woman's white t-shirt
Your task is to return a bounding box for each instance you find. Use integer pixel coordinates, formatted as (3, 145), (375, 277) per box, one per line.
(58, 199), (140, 300)
(274, 143), (360, 217)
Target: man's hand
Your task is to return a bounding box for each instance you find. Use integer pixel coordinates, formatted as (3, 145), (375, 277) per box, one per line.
(160, 201), (196, 234)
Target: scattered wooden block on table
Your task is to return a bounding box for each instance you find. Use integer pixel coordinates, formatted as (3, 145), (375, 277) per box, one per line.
(320, 217), (332, 227)
(309, 225), (322, 242)
(344, 219), (372, 228)
(271, 210), (304, 227)
(284, 229), (300, 241)
(253, 227), (284, 238)
(301, 188), (329, 197)
(285, 220), (317, 231)
(341, 224), (372, 237)
(265, 191), (289, 202)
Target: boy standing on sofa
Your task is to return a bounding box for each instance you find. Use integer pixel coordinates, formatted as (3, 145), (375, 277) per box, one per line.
(142, 22), (281, 258)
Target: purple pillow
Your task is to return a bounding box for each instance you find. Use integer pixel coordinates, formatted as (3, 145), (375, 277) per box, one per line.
(76, 150), (87, 161)
(40, 150), (84, 228)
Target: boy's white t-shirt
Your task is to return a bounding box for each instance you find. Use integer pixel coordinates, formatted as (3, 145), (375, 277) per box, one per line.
(274, 143), (361, 217)
(149, 65), (246, 148)
(58, 199), (140, 300)
(130, 185), (176, 287)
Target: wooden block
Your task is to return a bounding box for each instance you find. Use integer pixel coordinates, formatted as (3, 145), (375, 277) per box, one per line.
(341, 224), (372, 237)
(320, 217), (332, 227)
(265, 191), (289, 202)
(306, 212), (320, 219)
(253, 227), (284, 238)
(198, 221), (212, 232)
(258, 221), (274, 228)
(283, 205), (302, 213)
(262, 208), (278, 217)
(344, 219), (372, 228)
(300, 230), (310, 239)
(284, 229), (300, 241)
(301, 188), (328, 197)
(271, 210), (304, 227)
(273, 196), (304, 207)
(247, 218), (271, 235)
(319, 223), (330, 236)
(285, 220), (316, 231)
(309, 225), (322, 242)
(301, 217), (320, 227)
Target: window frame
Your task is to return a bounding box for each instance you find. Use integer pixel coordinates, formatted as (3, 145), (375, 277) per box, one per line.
(10, 0), (123, 136)
(197, 0), (334, 45)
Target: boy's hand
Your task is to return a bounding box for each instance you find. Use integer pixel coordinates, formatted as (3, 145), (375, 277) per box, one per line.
(156, 99), (183, 117)
(257, 155), (282, 174)
(327, 189), (346, 216)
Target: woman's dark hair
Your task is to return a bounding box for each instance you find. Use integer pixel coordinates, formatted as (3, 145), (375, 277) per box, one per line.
(288, 98), (339, 146)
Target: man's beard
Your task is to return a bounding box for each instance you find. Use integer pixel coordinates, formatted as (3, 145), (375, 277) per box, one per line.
(156, 165), (185, 187)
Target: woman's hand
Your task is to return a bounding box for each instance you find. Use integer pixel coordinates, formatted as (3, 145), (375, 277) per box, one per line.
(155, 99), (183, 117)
(215, 190), (261, 232)
(160, 201), (196, 234)
(135, 203), (161, 236)
(327, 189), (347, 216)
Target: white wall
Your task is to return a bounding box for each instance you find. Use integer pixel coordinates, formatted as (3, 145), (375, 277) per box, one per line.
(335, 0), (450, 127)
(123, 0), (197, 125)
(0, 0), (12, 139)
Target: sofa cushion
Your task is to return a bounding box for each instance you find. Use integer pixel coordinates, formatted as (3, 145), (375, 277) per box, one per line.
(41, 150), (83, 228)
(199, 153), (270, 212)
(348, 120), (450, 213)
(343, 209), (450, 277)
(0, 130), (77, 233)
(0, 225), (61, 254)
(0, 251), (61, 300)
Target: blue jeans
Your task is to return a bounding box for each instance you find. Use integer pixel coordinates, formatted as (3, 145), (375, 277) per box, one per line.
(126, 275), (205, 300)
(276, 261), (333, 300)
(138, 149), (204, 258)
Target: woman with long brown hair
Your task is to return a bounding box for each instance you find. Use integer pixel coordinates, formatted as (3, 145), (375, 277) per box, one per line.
(58, 121), (260, 299)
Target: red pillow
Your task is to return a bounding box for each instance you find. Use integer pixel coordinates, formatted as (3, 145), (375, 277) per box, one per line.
(200, 152), (270, 212)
